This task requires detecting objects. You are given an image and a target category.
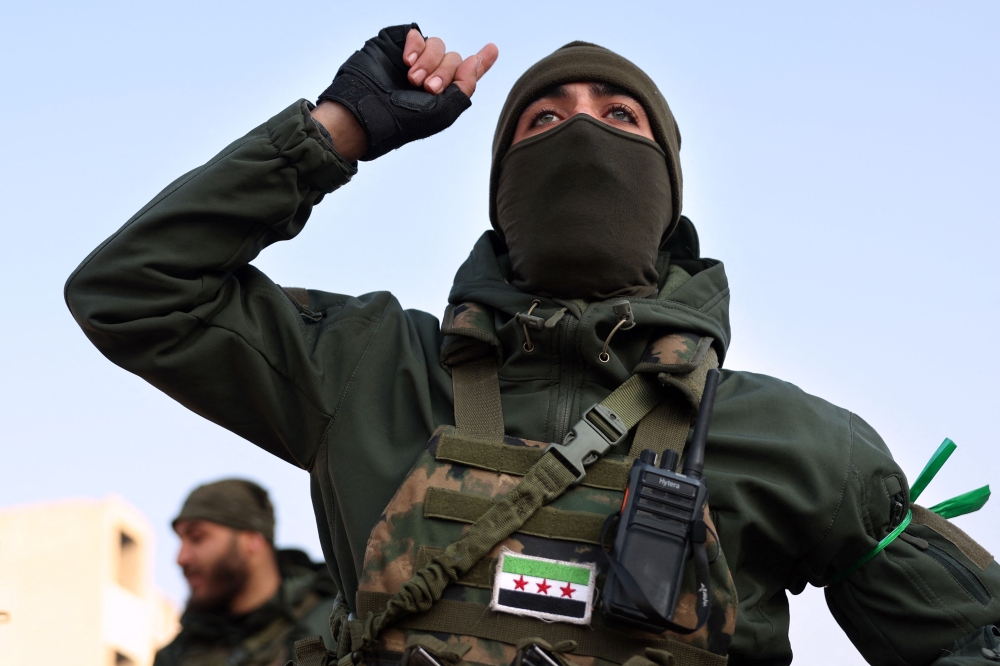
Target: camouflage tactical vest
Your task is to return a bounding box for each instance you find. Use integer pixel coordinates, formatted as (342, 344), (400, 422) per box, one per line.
(345, 302), (738, 666)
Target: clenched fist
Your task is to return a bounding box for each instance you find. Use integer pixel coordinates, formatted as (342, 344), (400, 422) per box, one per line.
(315, 24), (498, 161)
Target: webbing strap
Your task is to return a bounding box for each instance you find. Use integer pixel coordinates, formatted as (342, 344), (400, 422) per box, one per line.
(602, 374), (669, 430)
(452, 358), (505, 438)
(630, 397), (692, 466)
(415, 546), (496, 588)
(424, 487), (606, 544)
(356, 453), (577, 644)
(293, 635), (329, 666)
(356, 592), (727, 666)
(435, 434), (630, 490)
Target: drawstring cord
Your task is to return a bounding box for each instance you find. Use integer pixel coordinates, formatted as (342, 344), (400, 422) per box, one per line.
(515, 300), (542, 352)
(599, 319), (630, 363)
(515, 302), (568, 353)
(599, 301), (636, 363)
(518, 300), (635, 361)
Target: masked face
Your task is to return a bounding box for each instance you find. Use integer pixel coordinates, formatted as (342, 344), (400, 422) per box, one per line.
(496, 113), (672, 300)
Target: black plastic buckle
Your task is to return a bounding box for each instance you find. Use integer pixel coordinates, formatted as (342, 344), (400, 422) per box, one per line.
(544, 403), (628, 485)
(407, 647), (444, 666)
(518, 644), (562, 666)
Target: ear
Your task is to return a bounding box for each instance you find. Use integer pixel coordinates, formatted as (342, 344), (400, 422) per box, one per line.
(237, 530), (270, 557)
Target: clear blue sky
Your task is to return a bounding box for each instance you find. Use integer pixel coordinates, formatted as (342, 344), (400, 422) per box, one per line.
(1, 2), (997, 663)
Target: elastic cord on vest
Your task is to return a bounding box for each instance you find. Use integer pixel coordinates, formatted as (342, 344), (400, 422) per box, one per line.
(828, 438), (991, 585)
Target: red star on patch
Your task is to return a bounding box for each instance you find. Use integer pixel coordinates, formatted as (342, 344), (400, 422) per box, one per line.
(513, 575), (528, 591)
(536, 579), (551, 594)
(560, 583), (575, 598)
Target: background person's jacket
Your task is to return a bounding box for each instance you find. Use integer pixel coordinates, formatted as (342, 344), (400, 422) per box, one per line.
(153, 549), (338, 666)
(67, 101), (1000, 665)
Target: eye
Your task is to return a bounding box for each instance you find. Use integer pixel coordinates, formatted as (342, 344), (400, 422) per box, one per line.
(607, 104), (638, 124)
(531, 110), (559, 127)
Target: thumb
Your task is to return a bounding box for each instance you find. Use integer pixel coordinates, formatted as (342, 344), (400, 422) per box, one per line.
(453, 43), (499, 98)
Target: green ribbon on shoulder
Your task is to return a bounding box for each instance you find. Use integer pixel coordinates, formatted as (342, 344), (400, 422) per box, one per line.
(829, 438), (991, 585)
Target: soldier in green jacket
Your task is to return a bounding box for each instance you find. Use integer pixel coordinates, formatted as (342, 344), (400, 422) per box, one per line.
(154, 479), (339, 666)
(66, 23), (999, 666)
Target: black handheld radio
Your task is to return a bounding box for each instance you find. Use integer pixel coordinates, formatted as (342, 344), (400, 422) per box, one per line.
(601, 368), (721, 634)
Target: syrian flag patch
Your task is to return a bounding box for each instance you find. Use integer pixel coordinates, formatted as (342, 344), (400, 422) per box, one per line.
(490, 548), (596, 625)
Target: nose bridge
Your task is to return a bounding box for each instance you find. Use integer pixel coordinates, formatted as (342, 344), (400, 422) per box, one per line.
(176, 538), (192, 565)
(568, 86), (598, 121)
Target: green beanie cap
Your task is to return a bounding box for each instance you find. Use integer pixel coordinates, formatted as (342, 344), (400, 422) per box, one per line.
(172, 478), (275, 543)
(489, 41), (683, 244)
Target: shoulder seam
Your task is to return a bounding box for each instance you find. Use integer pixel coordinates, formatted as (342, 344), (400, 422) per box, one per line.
(806, 410), (858, 573)
(329, 294), (391, 426)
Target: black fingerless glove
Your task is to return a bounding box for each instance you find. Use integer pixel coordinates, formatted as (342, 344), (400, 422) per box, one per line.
(318, 24), (472, 161)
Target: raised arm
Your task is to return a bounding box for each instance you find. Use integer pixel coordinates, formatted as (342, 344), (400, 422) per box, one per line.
(64, 24), (497, 469)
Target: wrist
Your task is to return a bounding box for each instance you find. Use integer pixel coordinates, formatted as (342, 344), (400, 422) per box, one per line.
(311, 101), (367, 161)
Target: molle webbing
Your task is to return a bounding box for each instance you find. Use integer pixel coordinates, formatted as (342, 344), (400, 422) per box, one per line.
(424, 487), (607, 544)
(435, 433), (631, 490)
(294, 635), (330, 666)
(452, 359), (505, 438)
(357, 373), (672, 645)
(381, 303), (729, 664)
(355, 453), (577, 643)
(356, 592), (727, 666)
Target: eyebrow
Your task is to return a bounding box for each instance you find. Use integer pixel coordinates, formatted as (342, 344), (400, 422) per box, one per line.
(531, 82), (638, 103)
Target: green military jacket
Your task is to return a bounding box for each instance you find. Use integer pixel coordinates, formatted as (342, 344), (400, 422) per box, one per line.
(153, 549), (338, 666)
(67, 101), (1000, 665)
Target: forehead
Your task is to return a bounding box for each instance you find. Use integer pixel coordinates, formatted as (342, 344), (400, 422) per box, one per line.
(529, 81), (641, 105)
(175, 519), (230, 536)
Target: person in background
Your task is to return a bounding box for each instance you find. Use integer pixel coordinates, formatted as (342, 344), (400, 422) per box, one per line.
(154, 478), (338, 666)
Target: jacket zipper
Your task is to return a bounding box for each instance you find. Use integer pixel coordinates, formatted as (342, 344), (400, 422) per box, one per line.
(888, 493), (906, 529)
(553, 313), (581, 443)
(925, 543), (992, 605)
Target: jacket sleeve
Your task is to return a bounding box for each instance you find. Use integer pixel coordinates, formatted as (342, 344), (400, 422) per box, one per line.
(813, 415), (1000, 665)
(65, 100), (380, 470)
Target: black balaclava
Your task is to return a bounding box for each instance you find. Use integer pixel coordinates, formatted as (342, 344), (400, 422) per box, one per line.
(496, 115), (671, 299)
(489, 42), (683, 300)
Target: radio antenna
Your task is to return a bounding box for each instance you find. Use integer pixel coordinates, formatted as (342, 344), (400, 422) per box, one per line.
(682, 368), (721, 480)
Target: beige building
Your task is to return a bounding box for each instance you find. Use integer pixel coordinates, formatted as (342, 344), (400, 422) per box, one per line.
(0, 496), (179, 666)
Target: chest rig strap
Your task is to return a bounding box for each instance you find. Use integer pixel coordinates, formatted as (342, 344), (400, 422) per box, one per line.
(442, 302), (506, 439)
(350, 312), (687, 651)
(631, 340), (720, 468)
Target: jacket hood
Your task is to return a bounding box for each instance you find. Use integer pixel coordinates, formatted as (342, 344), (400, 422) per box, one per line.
(447, 216), (731, 367)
